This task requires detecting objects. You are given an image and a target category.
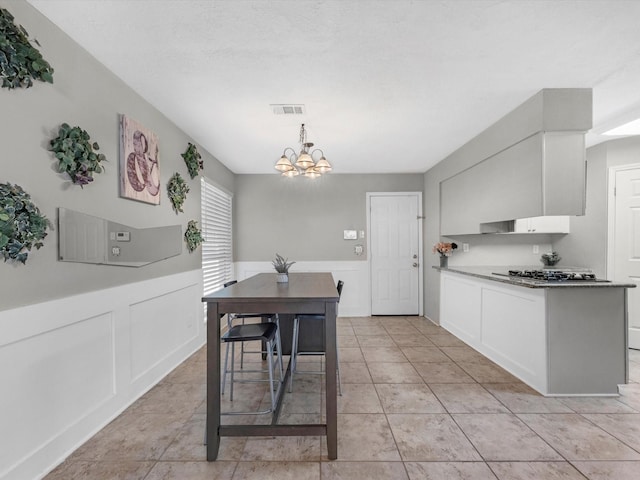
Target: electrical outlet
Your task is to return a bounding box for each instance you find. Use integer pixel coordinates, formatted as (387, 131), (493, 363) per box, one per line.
(533, 245), (539, 254)
(462, 243), (469, 252)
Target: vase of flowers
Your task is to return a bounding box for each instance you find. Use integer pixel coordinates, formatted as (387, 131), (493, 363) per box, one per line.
(433, 242), (457, 268)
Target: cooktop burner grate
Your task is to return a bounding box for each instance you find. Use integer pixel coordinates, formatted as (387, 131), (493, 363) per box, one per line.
(507, 269), (597, 281)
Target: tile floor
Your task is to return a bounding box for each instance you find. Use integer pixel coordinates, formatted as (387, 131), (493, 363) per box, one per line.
(46, 316), (640, 480)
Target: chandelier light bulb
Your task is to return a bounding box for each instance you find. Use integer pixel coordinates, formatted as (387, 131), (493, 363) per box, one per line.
(275, 154), (293, 172)
(315, 156), (332, 173)
(296, 152), (314, 169)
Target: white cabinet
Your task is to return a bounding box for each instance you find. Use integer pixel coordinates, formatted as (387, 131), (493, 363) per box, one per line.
(439, 270), (627, 396)
(513, 216), (570, 233)
(440, 272), (547, 392)
(440, 132), (586, 235)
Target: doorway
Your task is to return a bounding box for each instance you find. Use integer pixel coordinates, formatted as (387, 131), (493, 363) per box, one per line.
(609, 165), (640, 349)
(367, 192), (423, 315)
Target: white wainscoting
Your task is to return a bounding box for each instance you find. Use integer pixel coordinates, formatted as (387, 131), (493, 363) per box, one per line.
(0, 269), (204, 480)
(234, 261), (370, 317)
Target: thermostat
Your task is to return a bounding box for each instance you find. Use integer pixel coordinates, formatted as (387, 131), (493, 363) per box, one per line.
(116, 231), (130, 242)
(343, 230), (357, 240)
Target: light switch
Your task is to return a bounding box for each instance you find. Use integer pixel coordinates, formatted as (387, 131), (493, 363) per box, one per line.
(359, 230), (365, 239)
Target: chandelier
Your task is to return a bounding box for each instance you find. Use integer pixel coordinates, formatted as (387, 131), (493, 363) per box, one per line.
(274, 124), (332, 178)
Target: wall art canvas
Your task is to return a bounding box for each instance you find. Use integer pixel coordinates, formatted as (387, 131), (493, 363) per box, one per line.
(119, 115), (161, 204)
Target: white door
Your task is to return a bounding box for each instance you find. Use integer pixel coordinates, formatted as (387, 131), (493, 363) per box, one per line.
(370, 193), (421, 315)
(613, 167), (640, 349)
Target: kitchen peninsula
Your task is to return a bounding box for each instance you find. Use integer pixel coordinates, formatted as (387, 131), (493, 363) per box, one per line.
(437, 266), (635, 396)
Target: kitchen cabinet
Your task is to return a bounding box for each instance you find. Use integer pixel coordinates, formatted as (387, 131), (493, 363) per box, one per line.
(440, 270), (628, 395)
(513, 216), (570, 233)
(440, 132), (586, 236)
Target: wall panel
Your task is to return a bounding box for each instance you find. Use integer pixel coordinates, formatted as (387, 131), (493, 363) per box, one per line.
(0, 270), (204, 480)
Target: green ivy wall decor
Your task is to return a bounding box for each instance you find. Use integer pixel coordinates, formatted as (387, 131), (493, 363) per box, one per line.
(184, 220), (203, 253)
(50, 123), (106, 187)
(0, 7), (54, 89)
(181, 142), (203, 179)
(167, 172), (189, 213)
(0, 182), (51, 264)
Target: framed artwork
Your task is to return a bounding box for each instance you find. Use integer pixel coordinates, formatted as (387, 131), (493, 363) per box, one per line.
(119, 115), (161, 204)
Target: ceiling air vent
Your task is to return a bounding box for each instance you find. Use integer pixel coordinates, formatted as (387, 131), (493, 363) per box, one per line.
(271, 104), (306, 115)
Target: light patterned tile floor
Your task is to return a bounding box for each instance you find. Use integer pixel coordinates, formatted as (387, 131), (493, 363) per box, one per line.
(45, 316), (640, 480)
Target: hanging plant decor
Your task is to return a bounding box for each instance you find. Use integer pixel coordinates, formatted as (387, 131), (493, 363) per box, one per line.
(184, 220), (203, 253)
(0, 182), (51, 264)
(167, 172), (190, 214)
(0, 7), (54, 89)
(50, 123), (106, 187)
(181, 142), (203, 179)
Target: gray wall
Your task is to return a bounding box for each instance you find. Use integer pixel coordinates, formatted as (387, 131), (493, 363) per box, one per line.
(555, 136), (640, 277)
(234, 174), (424, 261)
(423, 91), (568, 322)
(1, 1), (234, 311)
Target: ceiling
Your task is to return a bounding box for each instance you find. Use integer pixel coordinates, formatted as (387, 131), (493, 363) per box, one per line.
(26, 0), (640, 174)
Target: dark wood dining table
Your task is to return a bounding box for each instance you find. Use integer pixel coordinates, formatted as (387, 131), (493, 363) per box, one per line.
(202, 272), (339, 460)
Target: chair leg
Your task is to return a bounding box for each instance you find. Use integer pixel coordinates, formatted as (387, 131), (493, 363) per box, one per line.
(221, 340), (231, 395)
(266, 340), (276, 411)
(274, 315), (284, 382)
(337, 345), (342, 396)
(229, 341), (235, 401)
(240, 317), (246, 369)
(289, 316), (300, 393)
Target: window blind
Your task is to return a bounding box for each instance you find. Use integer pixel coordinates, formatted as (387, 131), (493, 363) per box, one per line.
(201, 178), (233, 296)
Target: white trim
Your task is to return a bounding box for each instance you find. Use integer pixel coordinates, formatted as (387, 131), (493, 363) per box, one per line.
(608, 163), (640, 351)
(365, 192), (424, 316)
(0, 270), (204, 480)
(607, 163), (640, 280)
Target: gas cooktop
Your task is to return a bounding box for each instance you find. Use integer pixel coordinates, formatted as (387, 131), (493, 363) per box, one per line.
(492, 269), (607, 282)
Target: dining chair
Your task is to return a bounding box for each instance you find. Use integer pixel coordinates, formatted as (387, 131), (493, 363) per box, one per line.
(220, 280), (283, 397)
(289, 280), (343, 395)
(221, 321), (284, 414)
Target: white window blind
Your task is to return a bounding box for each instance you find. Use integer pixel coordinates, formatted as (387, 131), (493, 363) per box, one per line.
(201, 178), (233, 296)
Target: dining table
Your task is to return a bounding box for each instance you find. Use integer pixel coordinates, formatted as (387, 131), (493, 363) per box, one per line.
(202, 272), (339, 460)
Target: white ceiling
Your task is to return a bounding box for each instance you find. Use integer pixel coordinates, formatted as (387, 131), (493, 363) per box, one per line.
(26, 0), (640, 174)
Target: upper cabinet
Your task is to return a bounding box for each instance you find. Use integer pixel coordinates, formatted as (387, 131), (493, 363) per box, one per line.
(441, 132), (585, 235)
(439, 89), (591, 236)
(514, 216), (570, 234)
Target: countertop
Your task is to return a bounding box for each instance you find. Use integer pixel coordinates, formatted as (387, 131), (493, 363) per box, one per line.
(433, 265), (636, 289)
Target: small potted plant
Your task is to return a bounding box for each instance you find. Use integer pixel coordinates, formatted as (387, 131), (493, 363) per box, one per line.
(541, 251), (561, 267)
(432, 241), (457, 268)
(272, 253), (295, 283)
